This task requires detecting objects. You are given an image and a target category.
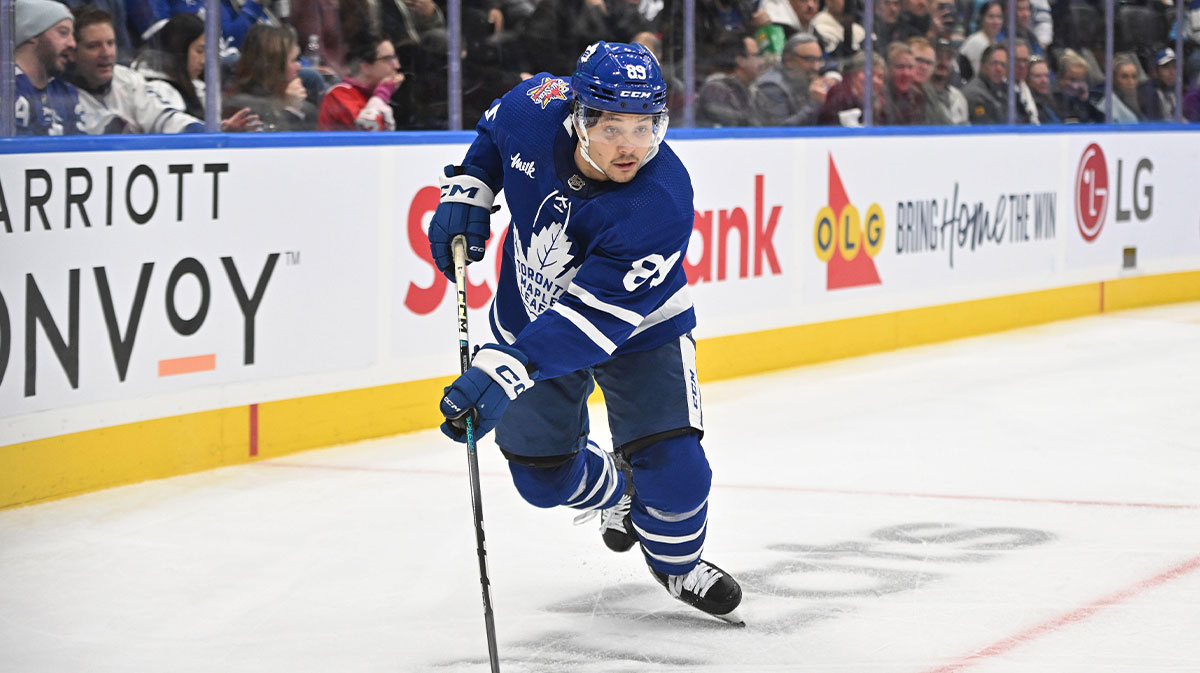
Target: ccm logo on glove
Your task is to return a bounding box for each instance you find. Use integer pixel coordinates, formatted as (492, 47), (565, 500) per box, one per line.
(439, 344), (535, 442)
(428, 164), (500, 279)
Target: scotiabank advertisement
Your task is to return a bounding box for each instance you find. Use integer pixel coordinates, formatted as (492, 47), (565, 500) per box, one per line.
(4, 129), (1199, 443)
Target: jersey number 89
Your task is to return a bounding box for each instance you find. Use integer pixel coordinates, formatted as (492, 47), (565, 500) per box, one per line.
(623, 252), (681, 291)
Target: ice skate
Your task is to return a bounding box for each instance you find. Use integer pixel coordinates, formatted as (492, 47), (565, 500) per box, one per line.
(574, 450), (637, 552)
(649, 559), (745, 626)
(598, 492), (636, 552)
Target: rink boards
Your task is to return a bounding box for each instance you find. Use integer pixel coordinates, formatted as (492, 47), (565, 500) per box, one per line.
(1, 126), (1198, 508)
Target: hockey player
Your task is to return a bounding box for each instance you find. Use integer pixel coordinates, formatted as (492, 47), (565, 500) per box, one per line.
(430, 41), (743, 624)
(13, 0), (87, 136)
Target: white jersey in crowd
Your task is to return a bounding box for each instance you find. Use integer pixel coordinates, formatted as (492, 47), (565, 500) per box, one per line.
(76, 64), (203, 135)
(132, 57), (206, 116)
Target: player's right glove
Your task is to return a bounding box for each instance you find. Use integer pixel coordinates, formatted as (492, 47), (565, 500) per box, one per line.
(428, 164), (497, 281)
(440, 344), (535, 442)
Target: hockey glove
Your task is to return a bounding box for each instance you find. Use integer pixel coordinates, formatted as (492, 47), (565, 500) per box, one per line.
(428, 164), (497, 281)
(440, 344), (535, 442)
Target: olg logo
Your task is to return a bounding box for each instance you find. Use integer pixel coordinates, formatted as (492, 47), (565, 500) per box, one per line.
(813, 203), (885, 262)
(812, 156), (884, 290)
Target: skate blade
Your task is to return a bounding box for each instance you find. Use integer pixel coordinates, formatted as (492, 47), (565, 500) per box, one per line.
(713, 608), (745, 627)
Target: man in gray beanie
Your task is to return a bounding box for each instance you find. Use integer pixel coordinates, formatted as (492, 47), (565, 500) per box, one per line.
(14, 0), (87, 135)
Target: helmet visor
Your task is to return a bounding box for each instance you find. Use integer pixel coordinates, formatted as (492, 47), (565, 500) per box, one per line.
(574, 104), (669, 149)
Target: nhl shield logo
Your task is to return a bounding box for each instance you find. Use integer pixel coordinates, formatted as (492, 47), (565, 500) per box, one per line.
(527, 77), (570, 110)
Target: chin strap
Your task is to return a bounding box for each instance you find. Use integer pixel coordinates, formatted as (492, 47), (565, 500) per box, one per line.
(570, 117), (611, 179)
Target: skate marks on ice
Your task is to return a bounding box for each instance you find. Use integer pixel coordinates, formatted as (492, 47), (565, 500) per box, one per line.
(433, 522), (1053, 671)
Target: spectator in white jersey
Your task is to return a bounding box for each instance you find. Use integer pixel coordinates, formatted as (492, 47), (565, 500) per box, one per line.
(66, 5), (207, 134)
(130, 12), (260, 131)
(813, 0), (866, 57)
(959, 0), (1002, 77)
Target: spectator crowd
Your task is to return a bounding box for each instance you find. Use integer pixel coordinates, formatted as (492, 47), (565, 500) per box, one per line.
(10, 0), (1200, 136)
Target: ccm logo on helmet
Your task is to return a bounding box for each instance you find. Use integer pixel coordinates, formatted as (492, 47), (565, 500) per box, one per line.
(619, 91), (652, 98)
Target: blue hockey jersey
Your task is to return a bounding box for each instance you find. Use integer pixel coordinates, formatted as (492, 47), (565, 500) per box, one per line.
(14, 67), (87, 136)
(461, 74), (697, 381)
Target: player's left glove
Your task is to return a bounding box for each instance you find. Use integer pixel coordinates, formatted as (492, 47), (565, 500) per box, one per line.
(440, 344), (535, 442)
(428, 164), (497, 281)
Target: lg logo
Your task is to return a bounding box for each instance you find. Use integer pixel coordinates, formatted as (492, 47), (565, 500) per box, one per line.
(1075, 143), (1154, 243)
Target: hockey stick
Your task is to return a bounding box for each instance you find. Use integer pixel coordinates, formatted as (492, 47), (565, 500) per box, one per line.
(451, 235), (501, 673)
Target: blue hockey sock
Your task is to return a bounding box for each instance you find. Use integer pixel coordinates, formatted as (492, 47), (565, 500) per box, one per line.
(627, 433), (712, 575)
(507, 441), (626, 511)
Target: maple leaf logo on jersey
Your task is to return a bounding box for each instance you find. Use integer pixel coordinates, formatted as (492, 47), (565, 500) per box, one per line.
(527, 77), (570, 110)
(512, 191), (579, 319)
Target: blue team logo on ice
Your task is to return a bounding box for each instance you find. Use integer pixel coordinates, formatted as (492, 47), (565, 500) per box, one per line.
(512, 191), (579, 319)
(527, 78), (571, 110)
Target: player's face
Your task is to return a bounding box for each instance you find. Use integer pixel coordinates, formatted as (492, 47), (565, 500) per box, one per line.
(75, 22), (118, 88)
(580, 112), (656, 183)
(36, 19), (75, 78)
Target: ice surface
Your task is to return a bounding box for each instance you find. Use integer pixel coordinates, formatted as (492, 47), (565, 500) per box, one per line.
(3, 303), (1199, 672)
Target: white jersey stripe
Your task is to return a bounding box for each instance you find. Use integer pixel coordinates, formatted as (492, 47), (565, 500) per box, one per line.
(646, 499), (707, 523)
(642, 547), (704, 566)
(491, 301), (517, 344)
(565, 465), (589, 504)
(631, 285), (693, 337)
(570, 444), (613, 507)
(567, 285), (643, 326)
(552, 303), (617, 354)
(632, 518), (707, 545)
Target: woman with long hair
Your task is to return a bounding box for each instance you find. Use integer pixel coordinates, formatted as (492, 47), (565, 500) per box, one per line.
(133, 13), (257, 130)
(1111, 53), (1146, 123)
(224, 24), (317, 131)
(959, 0), (1004, 78)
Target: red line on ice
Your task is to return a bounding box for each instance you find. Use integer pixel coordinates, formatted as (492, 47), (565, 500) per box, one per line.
(256, 462), (1196, 510)
(921, 553), (1200, 673)
(249, 404), (259, 457)
(717, 482), (1198, 510)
